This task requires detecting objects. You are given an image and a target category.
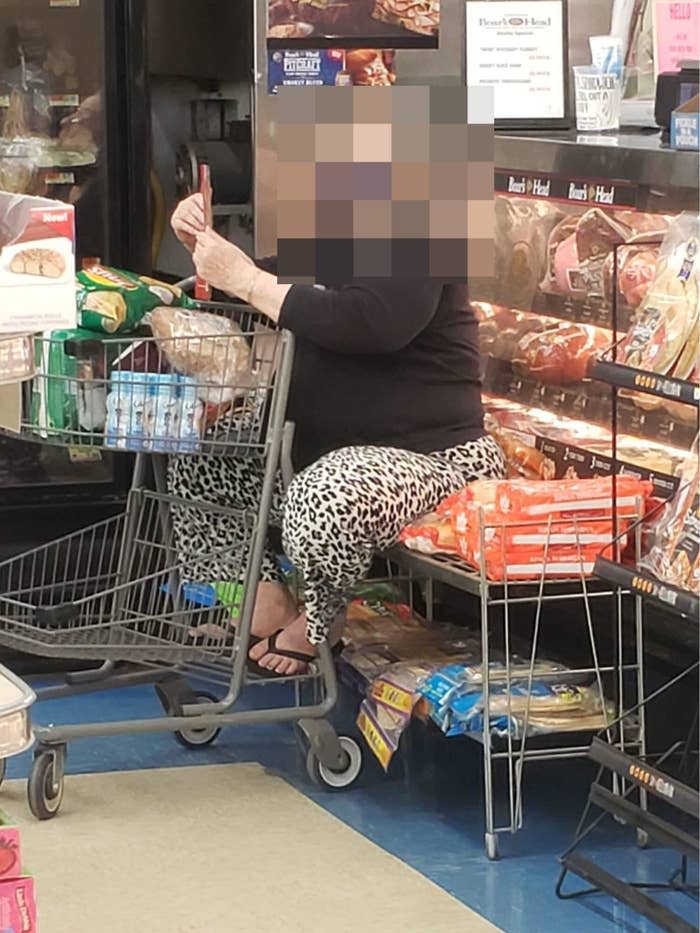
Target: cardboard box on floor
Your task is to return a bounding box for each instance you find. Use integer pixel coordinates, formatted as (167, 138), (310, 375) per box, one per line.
(0, 811), (37, 932)
(0, 190), (76, 334)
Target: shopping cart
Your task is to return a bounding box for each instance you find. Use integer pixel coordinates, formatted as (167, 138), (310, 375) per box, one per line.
(0, 280), (363, 819)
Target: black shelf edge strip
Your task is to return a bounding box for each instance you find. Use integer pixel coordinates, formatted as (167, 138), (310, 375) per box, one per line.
(561, 853), (699, 933)
(591, 360), (700, 408)
(589, 737), (699, 819)
(594, 557), (700, 621)
(590, 784), (700, 860)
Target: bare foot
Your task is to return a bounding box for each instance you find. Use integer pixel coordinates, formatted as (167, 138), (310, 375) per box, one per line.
(251, 581), (299, 639)
(249, 611), (345, 676)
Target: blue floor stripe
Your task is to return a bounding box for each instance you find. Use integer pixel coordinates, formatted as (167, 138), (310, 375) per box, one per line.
(8, 677), (698, 933)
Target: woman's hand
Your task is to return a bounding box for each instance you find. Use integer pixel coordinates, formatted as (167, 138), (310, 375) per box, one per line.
(192, 226), (255, 297)
(171, 193), (206, 254)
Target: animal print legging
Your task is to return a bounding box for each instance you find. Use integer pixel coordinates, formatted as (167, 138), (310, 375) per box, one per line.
(167, 435), (506, 644)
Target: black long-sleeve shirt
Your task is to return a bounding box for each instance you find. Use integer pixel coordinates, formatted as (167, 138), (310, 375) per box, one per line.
(255, 260), (484, 471)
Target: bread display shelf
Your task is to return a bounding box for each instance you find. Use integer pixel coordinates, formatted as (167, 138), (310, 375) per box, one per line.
(484, 357), (698, 451)
(590, 359), (700, 409)
(594, 556), (699, 621)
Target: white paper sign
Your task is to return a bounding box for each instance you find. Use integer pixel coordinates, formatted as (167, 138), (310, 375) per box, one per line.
(466, 0), (565, 120)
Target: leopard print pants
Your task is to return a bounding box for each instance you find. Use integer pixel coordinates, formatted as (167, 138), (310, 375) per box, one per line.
(167, 434), (506, 644)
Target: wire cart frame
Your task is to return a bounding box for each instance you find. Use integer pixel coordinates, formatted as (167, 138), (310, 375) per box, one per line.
(0, 283), (362, 819)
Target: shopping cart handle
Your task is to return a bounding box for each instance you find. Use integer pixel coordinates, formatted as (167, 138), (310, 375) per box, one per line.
(175, 276), (196, 294)
(36, 604), (79, 629)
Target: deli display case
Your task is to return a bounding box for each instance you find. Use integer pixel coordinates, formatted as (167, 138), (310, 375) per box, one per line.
(476, 130), (699, 661)
(478, 132), (698, 500)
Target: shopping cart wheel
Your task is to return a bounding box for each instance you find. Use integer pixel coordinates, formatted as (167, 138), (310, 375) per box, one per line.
(485, 833), (499, 861)
(28, 749), (65, 821)
(174, 692), (221, 749)
(636, 829), (650, 849)
(155, 679), (221, 749)
(305, 736), (363, 791)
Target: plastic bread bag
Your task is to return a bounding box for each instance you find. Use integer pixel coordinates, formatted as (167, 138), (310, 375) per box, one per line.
(641, 436), (699, 593)
(150, 306), (252, 406)
(77, 265), (195, 335)
(619, 212), (700, 375)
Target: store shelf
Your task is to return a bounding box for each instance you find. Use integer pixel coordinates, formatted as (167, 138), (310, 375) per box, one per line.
(594, 556), (700, 621)
(591, 360), (700, 409)
(534, 435), (680, 500)
(530, 294), (633, 332)
(485, 358), (698, 450)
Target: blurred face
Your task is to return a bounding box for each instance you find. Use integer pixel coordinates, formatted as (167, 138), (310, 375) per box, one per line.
(274, 85), (495, 286)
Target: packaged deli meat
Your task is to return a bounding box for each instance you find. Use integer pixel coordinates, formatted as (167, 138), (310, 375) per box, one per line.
(512, 322), (609, 384)
(603, 246), (659, 309)
(494, 196), (562, 310)
(619, 213), (700, 374)
(541, 209), (669, 304)
(479, 307), (552, 362)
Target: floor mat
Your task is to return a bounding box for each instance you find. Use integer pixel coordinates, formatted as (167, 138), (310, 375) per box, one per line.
(6, 764), (502, 933)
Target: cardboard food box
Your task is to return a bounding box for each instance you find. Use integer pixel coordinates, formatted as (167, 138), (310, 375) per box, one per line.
(0, 813), (37, 933)
(0, 191), (76, 334)
(0, 876), (37, 932)
(670, 93), (700, 150)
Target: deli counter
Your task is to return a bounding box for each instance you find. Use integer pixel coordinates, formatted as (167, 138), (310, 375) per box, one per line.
(478, 130), (699, 662)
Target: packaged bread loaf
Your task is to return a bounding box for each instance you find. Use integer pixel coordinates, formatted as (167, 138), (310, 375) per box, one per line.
(642, 438), (699, 592)
(150, 306), (251, 404)
(619, 213), (700, 374)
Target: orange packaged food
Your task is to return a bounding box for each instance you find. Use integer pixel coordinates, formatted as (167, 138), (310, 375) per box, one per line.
(495, 476), (651, 520)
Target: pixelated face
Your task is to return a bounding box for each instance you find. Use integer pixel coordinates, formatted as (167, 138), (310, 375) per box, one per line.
(274, 85), (495, 285)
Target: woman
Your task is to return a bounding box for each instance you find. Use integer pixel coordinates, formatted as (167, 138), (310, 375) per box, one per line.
(170, 194), (506, 676)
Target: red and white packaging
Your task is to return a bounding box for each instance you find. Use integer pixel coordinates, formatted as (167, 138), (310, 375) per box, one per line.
(0, 191), (76, 334)
(495, 476), (652, 520)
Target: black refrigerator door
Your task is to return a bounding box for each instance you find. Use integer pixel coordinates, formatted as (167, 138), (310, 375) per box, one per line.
(0, 0), (151, 510)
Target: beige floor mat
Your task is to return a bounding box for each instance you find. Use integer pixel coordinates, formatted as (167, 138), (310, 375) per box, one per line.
(4, 764), (502, 933)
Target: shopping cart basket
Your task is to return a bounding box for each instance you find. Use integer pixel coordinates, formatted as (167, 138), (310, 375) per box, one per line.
(0, 282), (363, 819)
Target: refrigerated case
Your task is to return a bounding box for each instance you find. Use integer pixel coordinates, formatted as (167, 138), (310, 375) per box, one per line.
(0, 0), (150, 510)
(476, 132), (699, 499)
(475, 131), (699, 662)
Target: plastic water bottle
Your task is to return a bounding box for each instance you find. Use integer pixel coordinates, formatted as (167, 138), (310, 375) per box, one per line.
(105, 372), (149, 451)
(177, 376), (204, 453)
(148, 374), (181, 453)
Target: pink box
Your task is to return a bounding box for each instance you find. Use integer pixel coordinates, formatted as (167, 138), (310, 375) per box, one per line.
(0, 877), (36, 932)
(0, 826), (21, 882)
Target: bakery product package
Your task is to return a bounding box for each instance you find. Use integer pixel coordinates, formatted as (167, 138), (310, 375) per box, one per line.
(619, 212), (700, 375)
(0, 190), (76, 334)
(641, 436), (700, 593)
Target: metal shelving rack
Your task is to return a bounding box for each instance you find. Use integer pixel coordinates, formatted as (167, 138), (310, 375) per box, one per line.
(389, 527), (646, 861)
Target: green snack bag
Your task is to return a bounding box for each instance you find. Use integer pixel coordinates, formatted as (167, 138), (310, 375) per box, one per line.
(76, 264), (195, 335)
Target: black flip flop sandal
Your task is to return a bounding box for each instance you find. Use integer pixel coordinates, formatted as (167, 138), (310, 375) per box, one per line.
(247, 629), (344, 679)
